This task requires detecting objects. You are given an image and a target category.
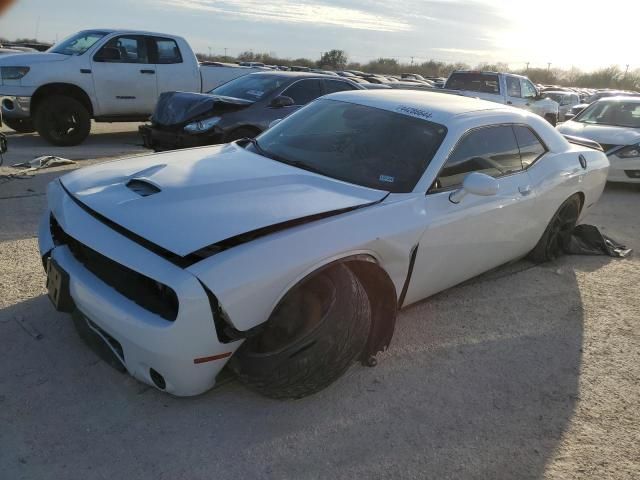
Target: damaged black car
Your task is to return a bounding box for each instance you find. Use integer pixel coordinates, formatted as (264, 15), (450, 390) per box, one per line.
(139, 72), (363, 151)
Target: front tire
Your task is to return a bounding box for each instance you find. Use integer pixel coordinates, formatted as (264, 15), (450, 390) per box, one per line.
(230, 264), (372, 399)
(3, 118), (35, 133)
(34, 95), (91, 146)
(528, 195), (581, 263)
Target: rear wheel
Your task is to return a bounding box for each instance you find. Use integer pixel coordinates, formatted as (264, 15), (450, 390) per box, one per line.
(34, 95), (91, 146)
(230, 264), (371, 399)
(528, 195), (581, 263)
(3, 118), (35, 133)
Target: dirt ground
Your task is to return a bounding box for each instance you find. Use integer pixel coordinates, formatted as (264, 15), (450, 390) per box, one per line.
(0, 125), (638, 479)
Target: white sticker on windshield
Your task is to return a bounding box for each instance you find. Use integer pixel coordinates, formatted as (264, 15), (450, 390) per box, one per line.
(379, 175), (395, 183)
(246, 90), (264, 97)
(396, 105), (433, 119)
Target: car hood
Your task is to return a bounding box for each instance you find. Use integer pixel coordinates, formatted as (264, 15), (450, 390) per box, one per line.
(59, 143), (386, 257)
(152, 91), (253, 126)
(0, 52), (68, 66)
(558, 121), (640, 147)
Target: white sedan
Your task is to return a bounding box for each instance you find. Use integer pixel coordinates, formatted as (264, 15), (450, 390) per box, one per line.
(558, 96), (640, 183)
(38, 91), (609, 398)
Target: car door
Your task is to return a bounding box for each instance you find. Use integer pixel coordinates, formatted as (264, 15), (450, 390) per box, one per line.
(505, 75), (527, 109)
(152, 37), (200, 96)
(91, 35), (158, 116)
(520, 78), (541, 114)
(403, 125), (540, 305)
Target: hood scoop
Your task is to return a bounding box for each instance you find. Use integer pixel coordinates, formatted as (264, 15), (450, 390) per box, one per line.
(126, 179), (161, 197)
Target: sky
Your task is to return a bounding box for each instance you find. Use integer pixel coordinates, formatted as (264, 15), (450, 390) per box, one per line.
(0, 0), (638, 71)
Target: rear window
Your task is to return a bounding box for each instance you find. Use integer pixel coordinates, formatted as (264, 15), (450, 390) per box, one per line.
(445, 72), (500, 94)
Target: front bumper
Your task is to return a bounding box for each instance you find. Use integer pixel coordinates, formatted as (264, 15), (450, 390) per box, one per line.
(1, 95), (31, 119)
(607, 154), (640, 184)
(139, 124), (224, 151)
(38, 181), (242, 396)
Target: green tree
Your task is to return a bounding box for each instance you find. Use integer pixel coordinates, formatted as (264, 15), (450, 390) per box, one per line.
(319, 50), (348, 70)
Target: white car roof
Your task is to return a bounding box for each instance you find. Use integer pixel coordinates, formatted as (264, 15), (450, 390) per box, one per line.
(596, 96), (640, 103)
(325, 90), (506, 124)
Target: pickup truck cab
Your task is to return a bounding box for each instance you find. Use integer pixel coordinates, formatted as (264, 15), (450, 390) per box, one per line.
(444, 71), (559, 125)
(0, 29), (259, 145)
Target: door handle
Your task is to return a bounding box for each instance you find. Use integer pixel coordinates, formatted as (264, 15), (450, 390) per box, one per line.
(518, 185), (533, 196)
(525, 103), (531, 106)
(506, 101), (513, 105)
(140, 69), (155, 74)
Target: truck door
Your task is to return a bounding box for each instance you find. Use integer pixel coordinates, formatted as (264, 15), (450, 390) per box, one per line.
(91, 35), (158, 116)
(151, 37), (201, 95)
(505, 75), (528, 110)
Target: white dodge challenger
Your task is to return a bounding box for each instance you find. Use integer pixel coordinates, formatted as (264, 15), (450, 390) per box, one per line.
(39, 91), (609, 398)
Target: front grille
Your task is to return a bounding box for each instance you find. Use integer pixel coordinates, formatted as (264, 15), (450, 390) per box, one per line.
(625, 170), (640, 179)
(50, 215), (179, 321)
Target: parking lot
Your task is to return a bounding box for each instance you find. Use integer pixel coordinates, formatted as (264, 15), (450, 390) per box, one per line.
(0, 123), (638, 479)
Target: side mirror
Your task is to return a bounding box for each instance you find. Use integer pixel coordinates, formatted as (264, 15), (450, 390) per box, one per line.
(95, 47), (121, 62)
(449, 172), (499, 204)
(268, 118), (283, 129)
(270, 95), (295, 108)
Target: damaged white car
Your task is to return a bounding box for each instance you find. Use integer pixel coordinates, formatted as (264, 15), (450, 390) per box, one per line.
(39, 91), (609, 398)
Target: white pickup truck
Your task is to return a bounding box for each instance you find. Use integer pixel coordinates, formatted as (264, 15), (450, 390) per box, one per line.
(0, 29), (261, 145)
(444, 71), (560, 125)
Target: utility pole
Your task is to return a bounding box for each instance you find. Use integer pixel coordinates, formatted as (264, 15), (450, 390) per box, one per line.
(224, 47), (228, 59)
(208, 46), (212, 58)
(624, 64), (630, 78)
(410, 56), (414, 67)
(525, 62), (529, 72)
(547, 62), (551, 72)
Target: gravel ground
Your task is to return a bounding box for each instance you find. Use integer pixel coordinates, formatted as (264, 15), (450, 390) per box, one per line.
(0, 125), (638, 479)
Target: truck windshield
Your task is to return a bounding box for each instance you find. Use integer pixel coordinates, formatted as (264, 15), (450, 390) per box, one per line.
(49, 31), (108, 56)
(445, 72), (500, 94)
(209, 74), (288, 102)
(248, 99), (448, 193)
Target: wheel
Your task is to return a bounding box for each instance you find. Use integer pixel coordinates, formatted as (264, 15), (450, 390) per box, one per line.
(230, 264), (372, 399)
(2, 117), (35, 133)
(34, 95), (91, 146)
(225, 127), (260, 143)
(544, 113), (557, 127)
(528, 195), (581, 263)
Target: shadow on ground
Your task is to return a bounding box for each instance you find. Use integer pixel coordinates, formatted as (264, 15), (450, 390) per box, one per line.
(0, 255), (588, 480)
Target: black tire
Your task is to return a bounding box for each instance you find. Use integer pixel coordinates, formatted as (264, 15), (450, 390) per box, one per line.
(230, 264), (372, 399)
(225, 127), (260, 143)
(34, 95), (91, 146)
(3, 117), (35, 133)
(545, 113), (557, 127)
(528, 195), (581, 263)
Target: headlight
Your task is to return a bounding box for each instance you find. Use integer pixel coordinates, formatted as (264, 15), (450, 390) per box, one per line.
(0, 66), (30, 80)
(184, 116), (221, 133)
(615, 145), (640, 158)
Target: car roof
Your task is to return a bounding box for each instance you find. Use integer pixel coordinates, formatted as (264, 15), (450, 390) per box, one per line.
(596, 96), (640, 103)
(246, 71), (353, 80)
(325, 90), (505, 124)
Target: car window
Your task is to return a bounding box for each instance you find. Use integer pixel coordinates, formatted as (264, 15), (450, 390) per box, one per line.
(445, 72), (500, 94)
(437, 125), (522, 189)
(323, 79), (357, 94)
(576, 101), (640, 128)
(154, 38), (182, 64)
(506, 76), (521, 98)
(252, 99), (447, 193)
(282, 80), (324, 105)
(521, 79), (538, 99)
(95, 35), (149, 63)
(513, 125), (546, 168)
(209, 74), (288, 102)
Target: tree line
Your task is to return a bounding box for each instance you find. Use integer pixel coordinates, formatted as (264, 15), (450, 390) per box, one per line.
(198, 49), (639, 91)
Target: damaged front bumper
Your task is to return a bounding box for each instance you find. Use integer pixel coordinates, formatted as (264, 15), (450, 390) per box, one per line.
(38, 180), (242, 396)
(139, 124), (225, 151)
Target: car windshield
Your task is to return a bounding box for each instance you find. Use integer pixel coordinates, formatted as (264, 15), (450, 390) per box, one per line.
(575, 100), (640, 128)
(545, 93), (564, 103)
(209, 74), (288, 102)
(249, 99), (448, 193)
(49, 31), (108, 56)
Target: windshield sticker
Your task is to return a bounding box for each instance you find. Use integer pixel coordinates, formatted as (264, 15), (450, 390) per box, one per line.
(379, 175), (395, 183)
(396, 106), (432, 119)
(246, 90), (264, 97)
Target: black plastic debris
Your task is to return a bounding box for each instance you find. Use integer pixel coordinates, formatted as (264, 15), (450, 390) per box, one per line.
(564, 224), (633, 258)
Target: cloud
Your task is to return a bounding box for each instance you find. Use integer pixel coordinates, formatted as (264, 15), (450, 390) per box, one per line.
(162, 0), (412, 32)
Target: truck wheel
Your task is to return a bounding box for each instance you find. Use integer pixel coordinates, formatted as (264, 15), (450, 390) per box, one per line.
(230, 264), (372, 399)
(3, 118), (35, 133)
(34, 95), (91, 146)
(544, 113), (557, 127)
(528, 194), (581, 263)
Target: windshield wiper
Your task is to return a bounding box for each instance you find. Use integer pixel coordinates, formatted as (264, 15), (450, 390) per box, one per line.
(242, 137), (269, 157)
